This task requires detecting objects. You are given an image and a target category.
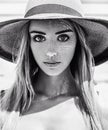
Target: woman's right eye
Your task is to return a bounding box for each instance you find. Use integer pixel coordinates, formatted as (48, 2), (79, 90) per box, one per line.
(33, 35), (46, 42)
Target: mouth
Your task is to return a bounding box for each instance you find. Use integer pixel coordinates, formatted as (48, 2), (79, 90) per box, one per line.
(43, 62), (61, 67)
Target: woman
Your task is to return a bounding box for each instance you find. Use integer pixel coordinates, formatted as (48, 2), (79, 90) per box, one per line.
(0, 0), (108, 130)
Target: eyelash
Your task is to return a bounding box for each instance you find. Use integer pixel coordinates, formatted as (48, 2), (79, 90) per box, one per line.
(57, 34), (70, 42)
(32, 34), (70, 42)
(33, 35), (46, 42)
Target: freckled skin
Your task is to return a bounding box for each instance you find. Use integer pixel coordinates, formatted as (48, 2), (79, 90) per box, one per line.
(29, 19), (77, 76)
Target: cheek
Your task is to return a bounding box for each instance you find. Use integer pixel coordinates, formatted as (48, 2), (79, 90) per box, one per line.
(30, 44), (44, 62)
(59, 44), (76, 61)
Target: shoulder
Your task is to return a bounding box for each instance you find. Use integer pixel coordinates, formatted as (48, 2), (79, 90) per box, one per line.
(96, 96), (108, 130)
(93, 87), (108, 130)
(0, 110), (9, 129)
(99, 107), (108, 130)
(0, 110), (20, 129)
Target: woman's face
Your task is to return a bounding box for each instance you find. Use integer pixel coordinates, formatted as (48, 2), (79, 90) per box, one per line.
(29, 19), (77, 76)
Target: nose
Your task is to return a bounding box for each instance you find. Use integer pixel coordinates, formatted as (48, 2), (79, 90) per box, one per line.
(46, 52), (57, 58)
(46, 37), (58, 58)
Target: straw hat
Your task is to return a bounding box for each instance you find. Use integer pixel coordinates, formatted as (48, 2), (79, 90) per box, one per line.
(0, 0), (108, 65)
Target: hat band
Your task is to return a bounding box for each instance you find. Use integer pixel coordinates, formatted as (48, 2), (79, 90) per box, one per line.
(25, 4), (82, 18)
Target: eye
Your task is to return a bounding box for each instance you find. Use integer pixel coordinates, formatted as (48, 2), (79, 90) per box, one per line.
(57, 34), (70, 42)
(33, 35), (46, 42)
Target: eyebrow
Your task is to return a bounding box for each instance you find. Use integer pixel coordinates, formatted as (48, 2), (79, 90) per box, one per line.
(29, 29), (73, 35)
(55, 29), (73, 34)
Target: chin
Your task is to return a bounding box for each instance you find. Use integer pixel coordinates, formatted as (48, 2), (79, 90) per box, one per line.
(43, 70), (64, 76)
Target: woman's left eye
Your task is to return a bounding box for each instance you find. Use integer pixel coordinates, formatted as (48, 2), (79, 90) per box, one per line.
(57, 34), (70, 42)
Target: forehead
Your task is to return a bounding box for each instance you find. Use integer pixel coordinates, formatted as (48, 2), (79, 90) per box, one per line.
(29, 19), (74, 31)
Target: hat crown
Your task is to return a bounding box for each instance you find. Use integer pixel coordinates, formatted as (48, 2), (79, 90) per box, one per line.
(25, 0), (84, 17)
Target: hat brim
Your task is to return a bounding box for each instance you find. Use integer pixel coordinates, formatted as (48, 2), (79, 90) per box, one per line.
(0, 14), (108, 65)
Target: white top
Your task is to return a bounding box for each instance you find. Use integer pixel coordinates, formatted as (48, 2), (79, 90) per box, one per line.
(1, 98), (91, 130)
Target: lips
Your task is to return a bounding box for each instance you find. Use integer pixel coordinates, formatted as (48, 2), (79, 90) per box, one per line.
(43, 61), (61, 67)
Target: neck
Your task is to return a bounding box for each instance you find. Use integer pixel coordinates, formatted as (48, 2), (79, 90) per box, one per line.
(34, 67), (77, 97)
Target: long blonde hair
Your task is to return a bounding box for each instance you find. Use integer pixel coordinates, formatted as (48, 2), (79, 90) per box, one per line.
(68, 19), (103, 130)
(0, 19), (103, 130)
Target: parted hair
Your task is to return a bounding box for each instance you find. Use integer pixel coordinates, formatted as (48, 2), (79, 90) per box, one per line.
(0, 19), (104, 130)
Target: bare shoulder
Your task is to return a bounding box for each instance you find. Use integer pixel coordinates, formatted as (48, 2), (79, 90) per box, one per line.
(99, 107), (108, 130)
(96, 99), (108, 130)
(96, 90), (108, 129)
(0, 110), (10, 128)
